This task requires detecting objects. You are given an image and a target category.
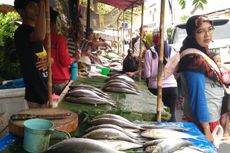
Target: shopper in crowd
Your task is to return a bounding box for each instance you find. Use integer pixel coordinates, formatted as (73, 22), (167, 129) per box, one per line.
(50, 7), (72, 95)
(79, 28), (111, 64)
(132, 25), (149, 58)
(144, 32), (178, 121)
(14, 0), (48, 108)
(178, 15), (225, 143)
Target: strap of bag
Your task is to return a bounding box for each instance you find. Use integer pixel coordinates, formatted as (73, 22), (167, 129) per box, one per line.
(181, 48), (229, 94)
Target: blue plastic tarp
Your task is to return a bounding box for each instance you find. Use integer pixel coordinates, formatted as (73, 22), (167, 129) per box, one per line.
(0, 78), (25, 89)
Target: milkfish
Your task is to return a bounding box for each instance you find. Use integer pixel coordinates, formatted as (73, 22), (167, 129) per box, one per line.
(69, 84), (111, 99)
(103, 81), (139, 93)
(141, 128), (199, 139)
(141, 124), (190, 132)
(44, 138), (124, 153)
(104, 79), (138, 90)
(97, 139), (142, 151)
(103, 86), (141, 95)
(82, 128), (138, 143)
(173, 146), (207, 153)
(66, 88), (104, 99)
(145, 138), (193, 153)
(90, 117), (142, 129)
(93, 114), (132, 123)
(64, 96), (115, 107)
(85, 124), (140, 139)
(105, 74), (135, 83)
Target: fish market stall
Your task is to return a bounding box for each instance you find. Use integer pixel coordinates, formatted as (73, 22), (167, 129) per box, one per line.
(1, 120), (218, 153)
(57, 75), (171, 121)
(0, 75), (218, 152)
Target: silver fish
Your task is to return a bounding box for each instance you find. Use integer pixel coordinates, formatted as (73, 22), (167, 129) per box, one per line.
(85, 124), (140, 139)
(106, 74), (135, 83)
(90, 117), (142, 129)
(82, 128), (138, 143)
(69, 84), (111, 99)
(173, 146), (206, 153)
(44, 138), (124, 153)
(66, 88), (104, 99)
(97, 139), (142, 151)
(151, 138), (193, 153)
(93, 114), (132, 123)
(105, 78), (137, 89)
(64, 96), (115, 107)
(103, 86), (140, 95)
(141, 129), (199, 139)
(103, 81), (138, 92)
(141, 124), (190, 132)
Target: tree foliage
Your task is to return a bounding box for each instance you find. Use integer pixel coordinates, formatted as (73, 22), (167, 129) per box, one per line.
(178, 0), (207, 9)
(0, 12), (21, 81)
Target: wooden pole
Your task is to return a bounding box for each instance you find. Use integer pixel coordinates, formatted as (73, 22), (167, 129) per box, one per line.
(75, 0), (80, 41)
(156, 0), (166, 121)
(138, 3), (144, 81)
(45, 0), (52, 107)
(86, 0), (91, 34)
(130, 5), (133, 49)
(117, 18), (120, 54)
(122, 11), (125, 57)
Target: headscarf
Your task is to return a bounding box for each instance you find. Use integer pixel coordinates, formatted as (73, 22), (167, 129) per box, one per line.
(154, 31), (171, 65)
(180, 15), (213, 52)
(178, 15), (219, 81)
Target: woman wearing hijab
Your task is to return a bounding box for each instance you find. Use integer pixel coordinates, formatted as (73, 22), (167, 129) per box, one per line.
(144, 32), (178, 122)
(178, 15), (225, 143)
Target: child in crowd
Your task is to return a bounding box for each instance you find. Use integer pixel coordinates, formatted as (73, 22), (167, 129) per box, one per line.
(213, 54), (230, 137)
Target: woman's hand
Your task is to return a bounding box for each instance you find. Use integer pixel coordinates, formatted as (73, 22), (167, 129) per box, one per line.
(202, 125), (214, 144)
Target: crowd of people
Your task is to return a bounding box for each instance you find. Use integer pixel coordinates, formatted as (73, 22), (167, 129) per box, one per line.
(13, 0), (229, 145)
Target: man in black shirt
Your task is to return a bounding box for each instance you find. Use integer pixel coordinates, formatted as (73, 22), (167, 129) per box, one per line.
(14, 0), (48, 108)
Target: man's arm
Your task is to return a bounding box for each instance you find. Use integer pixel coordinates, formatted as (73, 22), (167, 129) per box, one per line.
(92, 41), (112, 49)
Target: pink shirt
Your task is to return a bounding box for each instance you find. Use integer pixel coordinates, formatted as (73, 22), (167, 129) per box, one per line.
(144, 47), (177, 89)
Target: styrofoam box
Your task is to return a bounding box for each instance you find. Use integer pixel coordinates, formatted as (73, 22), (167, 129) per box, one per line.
(0, 88), (28, 116)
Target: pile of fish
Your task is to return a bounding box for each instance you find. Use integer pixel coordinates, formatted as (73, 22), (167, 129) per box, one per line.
(140, 126), (209, 153)
(82, 113), (143, 151)
(45, 113), (213, 153)
(44, 138), (124, 153)
(64, 84), (115, 107)
(102, 74), (141, 95)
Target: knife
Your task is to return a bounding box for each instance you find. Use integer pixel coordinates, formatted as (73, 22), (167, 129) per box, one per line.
(10, 113), (71, 120)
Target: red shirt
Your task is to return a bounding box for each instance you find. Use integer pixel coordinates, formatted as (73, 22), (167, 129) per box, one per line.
(51, 33), (72, 85)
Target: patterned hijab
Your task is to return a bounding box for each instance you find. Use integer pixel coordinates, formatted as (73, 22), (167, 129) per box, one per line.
(178, 15), (220, 81)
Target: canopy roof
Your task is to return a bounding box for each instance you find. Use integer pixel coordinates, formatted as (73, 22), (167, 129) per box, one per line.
(97, 0), (144, 10)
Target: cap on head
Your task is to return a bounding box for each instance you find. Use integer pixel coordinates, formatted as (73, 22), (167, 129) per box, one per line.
(14, 0), (39, 12)
(186, 15), (213, 36)
(86, 27), (94, 34)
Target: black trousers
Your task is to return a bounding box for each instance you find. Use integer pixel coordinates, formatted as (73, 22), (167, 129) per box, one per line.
(148, 87), (178, 121)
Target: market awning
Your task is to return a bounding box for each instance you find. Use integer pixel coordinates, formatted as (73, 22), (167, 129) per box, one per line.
(97, 0), (144, 10)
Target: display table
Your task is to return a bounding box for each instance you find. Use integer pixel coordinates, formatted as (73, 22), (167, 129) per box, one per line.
(57, 75), (171, 121)
(0, 121), (217, 153)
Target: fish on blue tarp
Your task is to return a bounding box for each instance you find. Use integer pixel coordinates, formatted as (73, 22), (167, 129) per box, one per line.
(44, 138), (124, 153)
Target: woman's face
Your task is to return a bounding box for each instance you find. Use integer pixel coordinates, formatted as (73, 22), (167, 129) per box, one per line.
(194, 21), (213, 48)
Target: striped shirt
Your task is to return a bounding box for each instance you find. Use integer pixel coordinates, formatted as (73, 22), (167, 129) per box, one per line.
(67, 38), (77, 57)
